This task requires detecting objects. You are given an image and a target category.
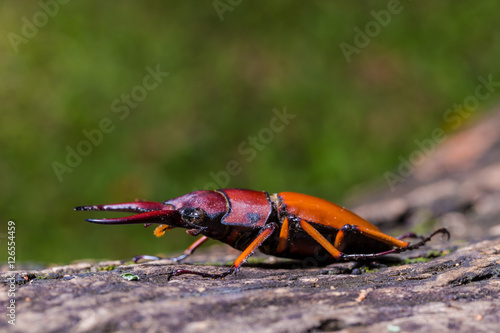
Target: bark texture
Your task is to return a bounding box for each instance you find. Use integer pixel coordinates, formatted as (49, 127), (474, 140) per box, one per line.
(1, 239), (499, 332)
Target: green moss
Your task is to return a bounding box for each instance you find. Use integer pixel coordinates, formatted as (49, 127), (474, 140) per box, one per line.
(246, 257), (267, 264)
(361, 266), (380, 274)
(402, 249), (451, 265)
(35, 273), (61, 280)
(98, 265), (117, 271)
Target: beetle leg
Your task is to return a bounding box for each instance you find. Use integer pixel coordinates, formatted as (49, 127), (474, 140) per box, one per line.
(168, 223), (278, 279)
(334, 224), (409, 252)
(276, 217), (290, 253)
(133, 235), (209, 263)
(298, 219), (449, 261)
(298, 219), (343, 259)
(339, 228), (450, 260)
(132, 255), (164, 262)
(170, 235), (210, 262)
(343, 228), (450, 259)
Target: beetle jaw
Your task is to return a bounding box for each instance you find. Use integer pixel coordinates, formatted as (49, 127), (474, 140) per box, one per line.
(75, 201), (187, 228)
(74, 201), (166, 213)
(76, 191), (228, 232)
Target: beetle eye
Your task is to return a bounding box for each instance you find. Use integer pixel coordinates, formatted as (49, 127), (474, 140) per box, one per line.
(181, 208), (206, 226)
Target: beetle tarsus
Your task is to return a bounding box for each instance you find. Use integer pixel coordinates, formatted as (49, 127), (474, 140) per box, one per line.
(132, 253), (191, 263)
(406, 228), (450, 248)
(397, 232), (424, 240)
(132, 255), (164, 263)
(339, 228), (450, 261)
(170, 254), (189, 262)
(132, 236), (210, 263)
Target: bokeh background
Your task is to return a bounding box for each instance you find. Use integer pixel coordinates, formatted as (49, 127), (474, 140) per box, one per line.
(1, 1), (499, 264)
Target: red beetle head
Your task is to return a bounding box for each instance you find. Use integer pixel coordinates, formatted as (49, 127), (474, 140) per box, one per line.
(75, 191), (228, 231)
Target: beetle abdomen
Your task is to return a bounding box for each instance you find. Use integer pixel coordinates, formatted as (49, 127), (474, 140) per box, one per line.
(277, 192), (381, 231)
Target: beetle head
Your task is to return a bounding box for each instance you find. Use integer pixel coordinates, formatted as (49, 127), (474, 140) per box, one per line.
(75, 190), (227, 232)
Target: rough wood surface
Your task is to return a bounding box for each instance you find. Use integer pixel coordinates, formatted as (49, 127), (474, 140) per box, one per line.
(2, 110), (500, 332)
(1, 238), (499, 332)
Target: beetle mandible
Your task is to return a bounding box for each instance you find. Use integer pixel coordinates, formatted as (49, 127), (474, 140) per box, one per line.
(76, 189), (449, 279)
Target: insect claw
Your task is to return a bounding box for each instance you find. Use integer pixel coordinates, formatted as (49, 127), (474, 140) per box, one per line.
(427, 228), (450, 241)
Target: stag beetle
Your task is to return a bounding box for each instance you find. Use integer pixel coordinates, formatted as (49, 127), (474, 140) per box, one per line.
(76, 189), (449, 278)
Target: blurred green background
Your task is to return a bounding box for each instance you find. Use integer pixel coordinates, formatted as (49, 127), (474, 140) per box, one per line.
(1, 1), (499, 264)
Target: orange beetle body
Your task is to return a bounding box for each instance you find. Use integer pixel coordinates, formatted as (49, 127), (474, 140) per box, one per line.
(76, 189), (448, 279)
(263, 192), (406, 260)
